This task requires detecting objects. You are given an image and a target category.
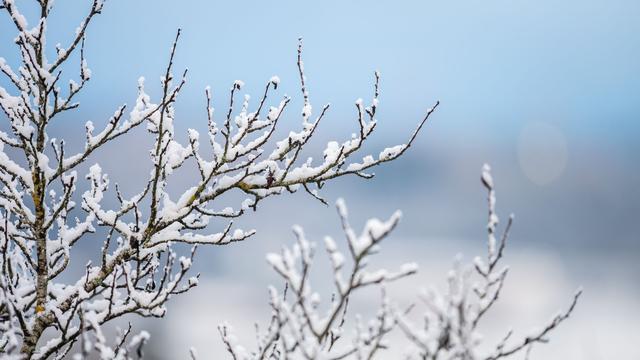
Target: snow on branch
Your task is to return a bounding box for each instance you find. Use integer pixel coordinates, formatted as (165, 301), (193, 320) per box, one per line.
(219, 200), (417, 359)
(0, 1), (438, 358)
(395, 164), (582, 360)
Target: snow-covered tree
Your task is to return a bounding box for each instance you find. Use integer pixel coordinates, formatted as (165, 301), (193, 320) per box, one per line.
(0, 2), (580, 359)
(0, 1), (440, 358)
(219, 165), (581, 360)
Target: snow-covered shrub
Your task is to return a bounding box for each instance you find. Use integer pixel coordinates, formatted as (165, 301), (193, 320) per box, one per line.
(218, 165), (580, 360)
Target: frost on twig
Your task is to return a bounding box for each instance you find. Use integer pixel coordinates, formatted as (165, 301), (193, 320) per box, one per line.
(0, 1), (437, 358)
(219, 199), (417, 359)
(395, 164), (582, 360)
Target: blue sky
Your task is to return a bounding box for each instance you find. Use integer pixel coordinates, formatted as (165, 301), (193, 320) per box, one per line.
(3, 0), (638, 144)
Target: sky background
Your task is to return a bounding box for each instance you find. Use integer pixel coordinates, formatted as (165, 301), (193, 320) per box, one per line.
(1, 0), (639, 358)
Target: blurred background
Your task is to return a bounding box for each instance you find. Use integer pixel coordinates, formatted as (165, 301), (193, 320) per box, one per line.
(1, 0), (639, 358)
